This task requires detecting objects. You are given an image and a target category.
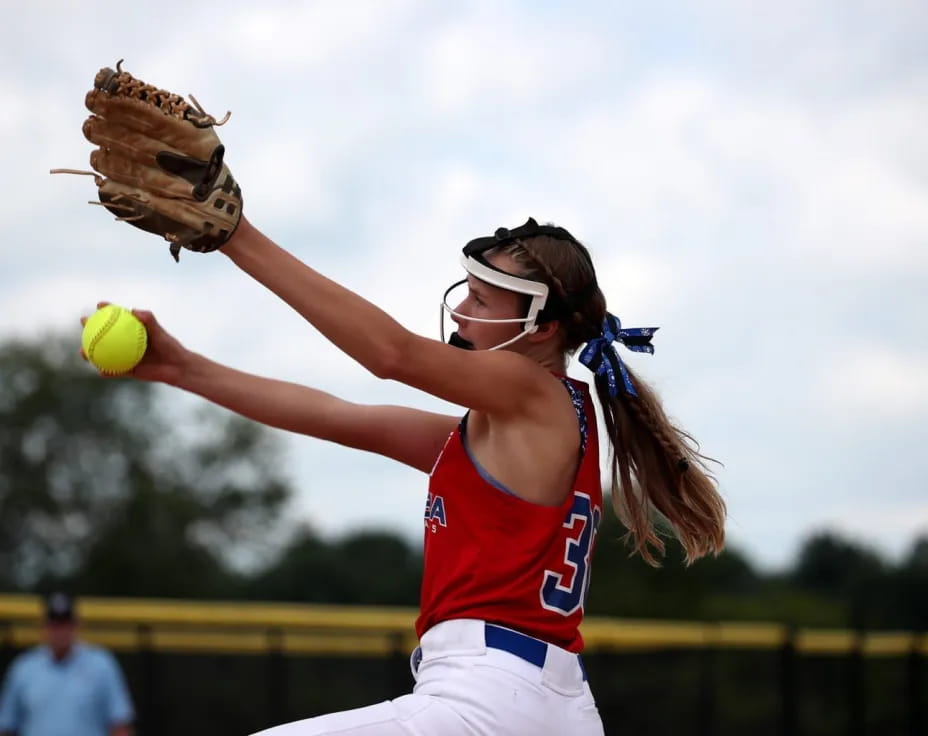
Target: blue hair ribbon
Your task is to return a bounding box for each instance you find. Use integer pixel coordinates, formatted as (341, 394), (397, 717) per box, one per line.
(578, 313), (658, 397)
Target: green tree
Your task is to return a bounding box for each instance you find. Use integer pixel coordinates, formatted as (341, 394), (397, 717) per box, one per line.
(0, 333), (291, 596)
(897, 535), (928, 629)
(792, 532), (886, 595)
(587, 506), (761, 619)
(249, 527), (421, 605)
(790, 531), (888, 627)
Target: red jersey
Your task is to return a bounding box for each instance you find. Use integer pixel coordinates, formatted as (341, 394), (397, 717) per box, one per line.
(416, 377), (603, 653)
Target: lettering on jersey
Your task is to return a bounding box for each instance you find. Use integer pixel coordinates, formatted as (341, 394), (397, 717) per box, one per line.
(424, 492), (447, 533)
(539, 492), (602, 617)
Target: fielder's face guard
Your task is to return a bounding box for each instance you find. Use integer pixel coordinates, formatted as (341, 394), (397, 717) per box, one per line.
(440, 218), (583, 350)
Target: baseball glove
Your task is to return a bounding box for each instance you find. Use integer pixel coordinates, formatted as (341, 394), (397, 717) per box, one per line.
(51, 60), (242, 262)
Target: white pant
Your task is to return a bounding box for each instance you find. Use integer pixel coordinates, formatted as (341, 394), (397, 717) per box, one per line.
(250, 619), (604, 736)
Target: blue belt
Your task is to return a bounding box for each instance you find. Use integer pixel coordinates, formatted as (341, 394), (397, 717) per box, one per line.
(484, 623), (587, 681)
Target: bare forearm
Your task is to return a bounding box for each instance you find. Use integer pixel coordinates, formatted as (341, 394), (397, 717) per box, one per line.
(222, 218), (408, 377)
(176, 353), (351, 439)
(172, 352), (457, 468)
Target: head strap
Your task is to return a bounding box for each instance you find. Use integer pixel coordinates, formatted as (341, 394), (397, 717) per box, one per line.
(463, 217), (592, 269)
(462, 217), (596, 323)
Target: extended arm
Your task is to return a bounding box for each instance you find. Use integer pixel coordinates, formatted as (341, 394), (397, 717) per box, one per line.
(84, 306), (458, 472)
(220, 218), (555, 416)
(176, 352), (458, 472)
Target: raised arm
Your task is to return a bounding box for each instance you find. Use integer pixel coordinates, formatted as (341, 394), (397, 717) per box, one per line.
(220, 218), (557, 417)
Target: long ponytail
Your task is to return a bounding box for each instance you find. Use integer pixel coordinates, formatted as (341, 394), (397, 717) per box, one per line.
(500, 231), (726, 565)
(596, 367), (725, 565)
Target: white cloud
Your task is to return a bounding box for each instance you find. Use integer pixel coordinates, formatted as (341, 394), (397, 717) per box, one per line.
(0, 79), (29, 138)
(818, 345), (928, 418)
(234, 137), (335, 223)
(1, 0), (926, 570)
(421, 6), (609, 114)
(227, 0), (423, 69)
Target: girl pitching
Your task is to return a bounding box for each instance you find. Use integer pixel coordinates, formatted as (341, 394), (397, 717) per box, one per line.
(84, 216), (725, 735)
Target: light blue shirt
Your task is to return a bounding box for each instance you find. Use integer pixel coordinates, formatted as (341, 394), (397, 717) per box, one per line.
(0, 643), (133, 736)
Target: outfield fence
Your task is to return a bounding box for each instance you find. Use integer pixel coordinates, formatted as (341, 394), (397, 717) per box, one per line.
(0, 594), (924, 735)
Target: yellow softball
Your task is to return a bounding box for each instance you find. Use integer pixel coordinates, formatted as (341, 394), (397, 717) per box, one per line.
(81, 305), (148, 375)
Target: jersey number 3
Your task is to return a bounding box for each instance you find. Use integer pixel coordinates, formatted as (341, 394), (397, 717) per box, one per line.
(540, 492), (601, 616)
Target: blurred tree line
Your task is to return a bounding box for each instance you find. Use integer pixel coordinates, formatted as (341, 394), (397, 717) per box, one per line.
(0, 334), (925, 631)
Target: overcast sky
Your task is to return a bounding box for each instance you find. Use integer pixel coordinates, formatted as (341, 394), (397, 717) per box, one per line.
(2, 0), (926, 571)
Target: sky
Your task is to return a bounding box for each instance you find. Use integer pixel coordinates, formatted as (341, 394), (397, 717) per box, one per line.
(1, 0), (926, 571)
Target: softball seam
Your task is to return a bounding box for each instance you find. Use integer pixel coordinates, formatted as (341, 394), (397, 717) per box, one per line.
(86, 306), (122, 363)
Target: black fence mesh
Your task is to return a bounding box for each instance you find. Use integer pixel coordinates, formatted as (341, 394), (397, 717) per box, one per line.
(7, 645), (910, 736)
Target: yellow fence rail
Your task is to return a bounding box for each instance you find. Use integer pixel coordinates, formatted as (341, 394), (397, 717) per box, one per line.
(1, 594), (925, 658)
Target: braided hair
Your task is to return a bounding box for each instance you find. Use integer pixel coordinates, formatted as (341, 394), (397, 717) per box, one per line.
(494, 233), (726, 565)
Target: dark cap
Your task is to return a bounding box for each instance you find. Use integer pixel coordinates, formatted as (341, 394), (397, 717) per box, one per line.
(43, 592), (76, 622)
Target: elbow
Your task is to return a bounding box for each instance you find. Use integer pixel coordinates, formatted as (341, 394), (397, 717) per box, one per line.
(367, 336), (408, 381)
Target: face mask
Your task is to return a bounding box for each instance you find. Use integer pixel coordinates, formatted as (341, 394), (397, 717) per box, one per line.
(440, 217), (582, 350)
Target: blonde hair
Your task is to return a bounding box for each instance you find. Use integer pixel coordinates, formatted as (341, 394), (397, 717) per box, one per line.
(499, 234), (726, 565)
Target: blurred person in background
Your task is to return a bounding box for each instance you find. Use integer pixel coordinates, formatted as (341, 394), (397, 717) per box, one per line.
(0, 592), (134, 736)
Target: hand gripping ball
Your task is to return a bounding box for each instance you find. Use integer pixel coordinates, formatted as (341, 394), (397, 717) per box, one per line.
(81, 305), (148, 374)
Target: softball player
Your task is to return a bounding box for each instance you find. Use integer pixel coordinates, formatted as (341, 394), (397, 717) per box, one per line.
(89, 216), (725, 735)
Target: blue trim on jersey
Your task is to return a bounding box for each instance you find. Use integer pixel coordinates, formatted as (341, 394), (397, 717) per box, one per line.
(459, 380), (589, 500)
(460, 414), (519, 497)
(559, 378), (588, 456)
